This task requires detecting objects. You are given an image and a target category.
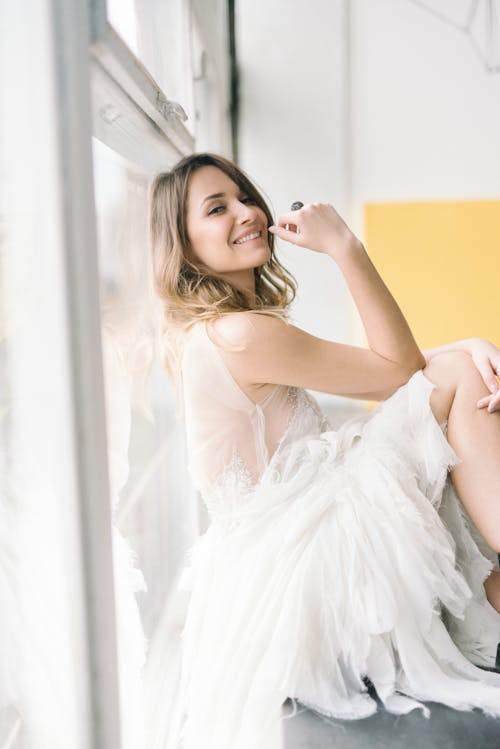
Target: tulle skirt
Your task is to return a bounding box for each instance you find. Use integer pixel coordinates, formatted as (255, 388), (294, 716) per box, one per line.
(177, 372), (500, 749)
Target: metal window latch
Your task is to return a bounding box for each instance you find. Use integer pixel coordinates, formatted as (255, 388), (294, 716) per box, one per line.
(157, 95), (188, 122)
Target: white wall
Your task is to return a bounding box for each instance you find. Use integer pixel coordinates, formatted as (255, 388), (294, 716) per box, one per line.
(236, 0), (353, 343)
(236, 0), (500, 346)
(191, 0), (233, 155)
(351, 0), (500, 234)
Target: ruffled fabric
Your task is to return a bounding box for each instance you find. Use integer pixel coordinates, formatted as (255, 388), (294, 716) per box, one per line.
(177, 372), (500, 749)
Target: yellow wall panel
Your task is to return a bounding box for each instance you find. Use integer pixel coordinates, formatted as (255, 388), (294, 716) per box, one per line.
(365, 201), (500, 348)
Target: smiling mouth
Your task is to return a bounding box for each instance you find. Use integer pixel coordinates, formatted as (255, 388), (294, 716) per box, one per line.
(234, 230), (263, 245)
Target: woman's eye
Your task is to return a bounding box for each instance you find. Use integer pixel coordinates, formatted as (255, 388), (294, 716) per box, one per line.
(208, 205), (225, 215)
(207, 197), (255, 215)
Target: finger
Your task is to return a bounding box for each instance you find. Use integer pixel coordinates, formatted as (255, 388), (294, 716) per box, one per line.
(477, 395), (492, 408)
(487, 391), (500, 413)
(276, 209), (306, 226)
(474, 360), (499, 394)
(268, 225), (302, 244)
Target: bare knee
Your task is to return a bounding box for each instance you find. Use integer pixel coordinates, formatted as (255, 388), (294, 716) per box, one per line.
(424, 351), (478, 383)
(424, 351), (485, 423)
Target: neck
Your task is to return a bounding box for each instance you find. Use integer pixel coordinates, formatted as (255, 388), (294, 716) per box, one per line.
(221, 268), (256, 305)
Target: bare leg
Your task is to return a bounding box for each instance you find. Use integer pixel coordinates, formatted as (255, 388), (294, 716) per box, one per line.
(423, 352), (500, 612)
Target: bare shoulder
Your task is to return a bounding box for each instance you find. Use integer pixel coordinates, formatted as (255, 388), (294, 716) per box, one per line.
(208, 311), (290, 351)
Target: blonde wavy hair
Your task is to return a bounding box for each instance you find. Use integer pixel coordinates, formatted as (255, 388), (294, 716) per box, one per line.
(149, 152), (297, 381)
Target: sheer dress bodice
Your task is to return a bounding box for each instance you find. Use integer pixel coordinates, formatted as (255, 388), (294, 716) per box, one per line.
(181, 321), (330, 516)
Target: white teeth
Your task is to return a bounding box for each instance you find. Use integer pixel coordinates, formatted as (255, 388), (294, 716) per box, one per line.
(235, 231), (261, 244)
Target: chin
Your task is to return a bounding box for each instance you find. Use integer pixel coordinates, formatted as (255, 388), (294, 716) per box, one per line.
(253, 246), (272, 266)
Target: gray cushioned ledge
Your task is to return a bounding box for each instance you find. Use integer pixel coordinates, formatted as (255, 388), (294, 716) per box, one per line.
(282, 699), (500, 749)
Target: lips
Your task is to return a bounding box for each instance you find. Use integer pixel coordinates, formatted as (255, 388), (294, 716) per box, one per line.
(233, 229), (263, 245)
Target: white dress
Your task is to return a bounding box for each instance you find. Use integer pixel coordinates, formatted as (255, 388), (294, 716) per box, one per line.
(177, 320), (500, 749)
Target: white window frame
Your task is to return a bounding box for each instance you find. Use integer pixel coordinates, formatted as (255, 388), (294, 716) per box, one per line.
(89, 0), (195, 171)
(44, 1), (124, 747)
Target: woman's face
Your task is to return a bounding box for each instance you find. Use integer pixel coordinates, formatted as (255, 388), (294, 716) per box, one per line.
(185, 166), (271, 284)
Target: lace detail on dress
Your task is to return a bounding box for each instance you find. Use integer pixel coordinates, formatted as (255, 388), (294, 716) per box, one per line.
(276, 386), (300, 444)
(203, 389), (302, 518)
(205, 446), (255, 520)
(202, 386), (331, 521)
(302, 389), (332, 432)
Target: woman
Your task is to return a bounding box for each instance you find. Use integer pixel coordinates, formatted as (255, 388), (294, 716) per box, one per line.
(149, 152), (500, 748)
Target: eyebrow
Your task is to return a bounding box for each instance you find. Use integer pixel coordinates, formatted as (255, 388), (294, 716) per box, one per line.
(200, 192), (226, 208)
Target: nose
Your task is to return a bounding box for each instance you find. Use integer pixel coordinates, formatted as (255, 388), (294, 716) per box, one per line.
(235, 200), (259, 223)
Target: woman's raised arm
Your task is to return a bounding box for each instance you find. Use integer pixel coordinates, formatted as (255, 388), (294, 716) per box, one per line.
(210, 313), (422, 401)
(269, 202), (425, 375)
(210, 201), (426, 401)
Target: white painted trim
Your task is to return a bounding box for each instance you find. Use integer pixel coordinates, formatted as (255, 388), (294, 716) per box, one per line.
(50, 0), (122, 746)
(91, 59), (183, 172)
(90, 2), (194, 156)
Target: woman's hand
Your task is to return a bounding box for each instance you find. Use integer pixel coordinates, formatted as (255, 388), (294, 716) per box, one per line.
(477, 390), (500, 414)
(468, 338), (500, 413)
(268, 203), (361, 260)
